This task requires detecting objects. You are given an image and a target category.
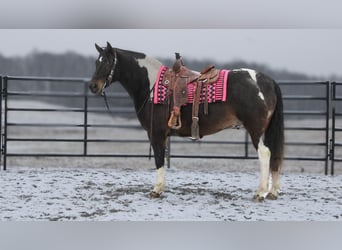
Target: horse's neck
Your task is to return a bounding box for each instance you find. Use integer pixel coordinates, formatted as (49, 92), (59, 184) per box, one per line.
(118, 53), (162, 111)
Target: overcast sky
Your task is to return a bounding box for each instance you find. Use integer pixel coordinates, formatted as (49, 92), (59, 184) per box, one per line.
(1, 0), (342, 29)
(1, 29), (342, 78)
(1, 0), (342, 78)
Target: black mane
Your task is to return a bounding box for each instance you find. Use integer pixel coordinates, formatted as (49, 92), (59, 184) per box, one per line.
(114, 48), (146, 59)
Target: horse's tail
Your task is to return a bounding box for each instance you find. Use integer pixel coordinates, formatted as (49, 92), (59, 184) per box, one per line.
(264, 81), (285, 171)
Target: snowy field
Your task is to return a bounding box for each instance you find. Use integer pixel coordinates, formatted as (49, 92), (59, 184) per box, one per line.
(0, 166), (342, 221)
(1, 100), (342, 221)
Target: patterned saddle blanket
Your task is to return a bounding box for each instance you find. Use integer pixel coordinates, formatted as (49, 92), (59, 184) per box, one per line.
(153, 65), (229, 105)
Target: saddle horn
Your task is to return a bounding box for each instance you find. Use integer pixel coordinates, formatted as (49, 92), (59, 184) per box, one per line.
(173, 52), (184, 72)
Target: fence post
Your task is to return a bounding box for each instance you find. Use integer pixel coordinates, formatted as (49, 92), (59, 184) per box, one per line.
(83, 81), (88, 156)
(244, 130), (249, 158)
(2, 76), (8, 170)
(324, 81), (330, 175)
(0, 75), (2, 167)
(165, 136), (171, 168)
(331, 107), (335, 176)
(330, 82), (337, 176)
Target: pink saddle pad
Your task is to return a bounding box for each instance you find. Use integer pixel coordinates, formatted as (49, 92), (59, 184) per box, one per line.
(153, 66), (229, 105)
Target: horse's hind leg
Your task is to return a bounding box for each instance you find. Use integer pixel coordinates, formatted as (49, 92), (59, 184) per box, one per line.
(267, 169), (281, 200)
(253, 137), (281, 201)
(254, 138), (271, 201)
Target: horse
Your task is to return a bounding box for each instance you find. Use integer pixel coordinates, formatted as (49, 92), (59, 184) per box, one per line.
(89, 42), (284, 201)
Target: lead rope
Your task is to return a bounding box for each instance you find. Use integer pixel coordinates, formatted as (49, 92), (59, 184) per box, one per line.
(142, 84), (156, 160)
(102, 91), (111, 112)
(102, 83), (156, 160)
(102, 82), (156, 115)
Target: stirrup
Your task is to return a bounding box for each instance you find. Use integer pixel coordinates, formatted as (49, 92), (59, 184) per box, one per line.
(168, 111), (182, 129)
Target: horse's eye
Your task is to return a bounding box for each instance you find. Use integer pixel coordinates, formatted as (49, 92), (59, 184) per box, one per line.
(99, 56), (103, 62)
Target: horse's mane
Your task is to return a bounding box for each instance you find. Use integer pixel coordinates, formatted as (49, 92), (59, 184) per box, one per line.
(114, 48), (146, 59)
(114, 47), (163, 69)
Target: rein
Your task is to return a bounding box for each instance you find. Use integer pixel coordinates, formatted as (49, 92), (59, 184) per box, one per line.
(102, 87), (155, 160)
(102, 82), (156, 115)
(102, 91), (112, 113)
(136, 83), (156, 115)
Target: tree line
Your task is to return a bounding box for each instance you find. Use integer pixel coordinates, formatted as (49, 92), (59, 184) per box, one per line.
(0, 50), (322, 80)
(0, 51), (338, 117)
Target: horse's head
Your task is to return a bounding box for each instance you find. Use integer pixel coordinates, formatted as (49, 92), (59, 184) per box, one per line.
(89, 42), (118, 95)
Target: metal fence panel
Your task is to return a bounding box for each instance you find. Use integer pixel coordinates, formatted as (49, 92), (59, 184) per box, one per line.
(0, 76), (336, 174)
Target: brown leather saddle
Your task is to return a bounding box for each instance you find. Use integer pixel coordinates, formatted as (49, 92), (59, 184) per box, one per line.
(162, 53), (220, 140)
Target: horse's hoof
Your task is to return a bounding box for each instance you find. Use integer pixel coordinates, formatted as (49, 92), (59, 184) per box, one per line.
(150, 191), (162, 198)
(253, 194), (265, 202)
(266, 193), (278, 200)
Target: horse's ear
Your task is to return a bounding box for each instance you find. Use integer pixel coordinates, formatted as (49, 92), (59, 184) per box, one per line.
(95, 43), (103, 53)
(106, 42), (113, 51)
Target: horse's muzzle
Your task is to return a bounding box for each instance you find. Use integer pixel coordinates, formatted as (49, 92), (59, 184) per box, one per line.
(89, 80), (106, 95)
(89, 82), (98, 94)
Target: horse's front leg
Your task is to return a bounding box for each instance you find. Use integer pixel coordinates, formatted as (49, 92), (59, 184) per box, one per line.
(149, 136), (168, 198)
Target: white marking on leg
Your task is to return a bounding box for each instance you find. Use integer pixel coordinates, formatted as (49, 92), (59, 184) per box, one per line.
(257, 139), (271, 197)
(153, 167), (166, 194)
(270, 170), (281, 197)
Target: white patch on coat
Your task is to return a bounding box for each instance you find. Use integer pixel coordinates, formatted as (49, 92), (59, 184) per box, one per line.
(232, 68), (257, 84)
(233, 68), (265, 103)
(258, 91), (265, 101)
(137, 57), (163, 89)
(241, 68), (257, 82)
(153, 167), (166, 194)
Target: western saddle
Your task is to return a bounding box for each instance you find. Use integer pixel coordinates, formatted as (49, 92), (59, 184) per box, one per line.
(164, 53), (220, 140)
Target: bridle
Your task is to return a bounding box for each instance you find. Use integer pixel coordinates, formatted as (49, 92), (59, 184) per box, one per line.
(101, 50), (119, 112)
(101, 49), (156, 116)
(101, 50), (118, 96)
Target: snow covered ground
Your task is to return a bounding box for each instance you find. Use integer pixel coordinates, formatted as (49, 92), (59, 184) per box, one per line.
(1, 100), (342, 221)
(1, 166), (341, 221)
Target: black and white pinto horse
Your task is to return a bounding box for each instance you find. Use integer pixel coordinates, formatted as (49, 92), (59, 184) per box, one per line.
(89, 42), (284, 201)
